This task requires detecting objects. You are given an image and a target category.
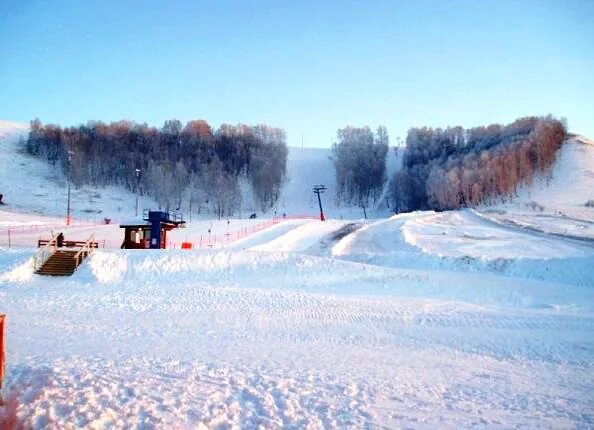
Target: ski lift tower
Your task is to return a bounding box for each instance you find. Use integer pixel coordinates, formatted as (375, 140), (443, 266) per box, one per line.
(312, 185), (326, 221)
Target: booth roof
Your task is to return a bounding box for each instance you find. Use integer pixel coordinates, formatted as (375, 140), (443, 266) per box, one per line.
(119, 220), (151, 228)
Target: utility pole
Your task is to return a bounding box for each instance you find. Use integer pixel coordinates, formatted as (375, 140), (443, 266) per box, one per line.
(312, 185), (326, 221)
(66, 151), (72, 226)
(135, 168), (142, 217)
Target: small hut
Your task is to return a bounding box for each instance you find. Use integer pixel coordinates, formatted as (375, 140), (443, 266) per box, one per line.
(120, 210), (185, 249)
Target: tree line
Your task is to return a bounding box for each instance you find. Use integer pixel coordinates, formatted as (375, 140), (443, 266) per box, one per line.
(390, 116), (567, 211)
(24, 115), (566, 218)
(332, 125), (390, 218)
(25, 119), (288, 218)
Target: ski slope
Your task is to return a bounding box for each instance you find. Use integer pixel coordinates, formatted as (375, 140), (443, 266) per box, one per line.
(1, 124), (593, 428)
(481, 136), (594, 239)
(0, 121), (161, 221)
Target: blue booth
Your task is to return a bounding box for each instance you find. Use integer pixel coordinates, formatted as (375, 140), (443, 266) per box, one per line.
(120, 210), (185, 249)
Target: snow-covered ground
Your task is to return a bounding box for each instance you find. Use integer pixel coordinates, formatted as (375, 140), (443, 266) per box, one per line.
(1, 125), (593, 428)
(2, 240), (593, 428)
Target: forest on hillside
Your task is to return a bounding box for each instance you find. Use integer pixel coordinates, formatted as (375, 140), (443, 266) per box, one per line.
(329, 116), (566, 215)
(389, 116), (567, 211)
(24, 119), (288, 218)
(24, 115), (567, 218)
(332, 126), (390, 218)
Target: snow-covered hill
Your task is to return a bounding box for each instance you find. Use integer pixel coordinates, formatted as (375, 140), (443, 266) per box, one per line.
(0, 120), (28, 139)
(478, 136), (594, 240)
(0, 121), (399, 222)
(497, 135), (594, 215)
(0, 121), (161, 220)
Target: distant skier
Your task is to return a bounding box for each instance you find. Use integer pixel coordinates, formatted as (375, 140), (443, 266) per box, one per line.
(57, 232), (64, 248)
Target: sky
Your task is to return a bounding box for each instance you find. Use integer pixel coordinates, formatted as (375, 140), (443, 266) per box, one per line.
(1, 0), (593, 147)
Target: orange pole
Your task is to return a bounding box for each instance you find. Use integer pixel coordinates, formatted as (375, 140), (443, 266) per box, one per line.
(0, 314), (5, 390)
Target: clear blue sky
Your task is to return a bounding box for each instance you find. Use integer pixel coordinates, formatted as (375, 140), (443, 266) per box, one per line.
(1, 0), (593, 147)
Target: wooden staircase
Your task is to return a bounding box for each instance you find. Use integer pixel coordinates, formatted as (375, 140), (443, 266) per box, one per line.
(34, 233), (97, 277)
(35, 250), (80, 276)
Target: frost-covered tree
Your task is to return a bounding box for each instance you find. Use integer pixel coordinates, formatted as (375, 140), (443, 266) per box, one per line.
(23, 119), (288, 217)
(202, 158), (241, 220)
(390, 116), (567, 212)
(333, 126), (389, 217)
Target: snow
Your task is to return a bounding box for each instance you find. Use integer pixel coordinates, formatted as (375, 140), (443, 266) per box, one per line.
(2, 247), (594, 427)
(277, 145), (400, 219)
(1, 123), (593, 428)
(512, 136), (594, 216)
(0, 120), (27, 140)
(402, 210), (592, 260)
(0, 122), (161, 222)
(249, 220), (351, 254)
(479, 136), (594, 239)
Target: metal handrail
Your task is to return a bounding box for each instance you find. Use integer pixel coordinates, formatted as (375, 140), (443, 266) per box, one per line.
(142, 208), (185, 223)
(33, 231), (61, 272)
(74, 234), (96, 268)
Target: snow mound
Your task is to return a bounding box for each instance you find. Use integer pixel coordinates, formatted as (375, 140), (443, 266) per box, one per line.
(88, 251), (128, 283)
(58, 248), (594, 309)
(0, 250), (34, 282)
(402, 210), (592, 260)
(333, 211), (594, 287)
(250, 219), (350, 253)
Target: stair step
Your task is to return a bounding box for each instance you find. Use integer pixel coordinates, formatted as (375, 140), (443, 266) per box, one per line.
(36, 249), (90, 277)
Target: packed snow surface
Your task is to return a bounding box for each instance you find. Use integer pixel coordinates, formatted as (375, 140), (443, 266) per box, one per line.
(2, 209), (594, 428)
(0, 126), (593, 428)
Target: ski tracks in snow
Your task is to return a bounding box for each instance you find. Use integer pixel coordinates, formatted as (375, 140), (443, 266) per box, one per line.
(4, 278), (594, 428)
(2, 211), (594, 428)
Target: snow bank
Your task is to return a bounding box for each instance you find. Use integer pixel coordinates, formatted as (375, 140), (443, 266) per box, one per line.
(250, 219), (350, 253)
(6, 248), (576, 310)
(402, 210), (593, 260)
(88, 251), (128, 283)
(334, 211), (594, 287)
(0, 249), (34, 282)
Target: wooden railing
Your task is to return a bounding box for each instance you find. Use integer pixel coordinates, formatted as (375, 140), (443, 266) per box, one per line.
(32, 232), (61, 272)
(74, 234), (97, 268)
(38, 239), (99, 248)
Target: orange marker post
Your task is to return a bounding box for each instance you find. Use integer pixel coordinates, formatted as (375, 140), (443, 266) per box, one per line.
(0, 314), (5, 392)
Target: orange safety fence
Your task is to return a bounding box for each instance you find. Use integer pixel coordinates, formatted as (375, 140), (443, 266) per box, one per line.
(0, 218), (111, 249)
(169, 214), (318, 249)
(0, 219), (106, 237)
(100, 214), (318, 249)
(0, 217), (107, 234)
(1, 214), (318, 250)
